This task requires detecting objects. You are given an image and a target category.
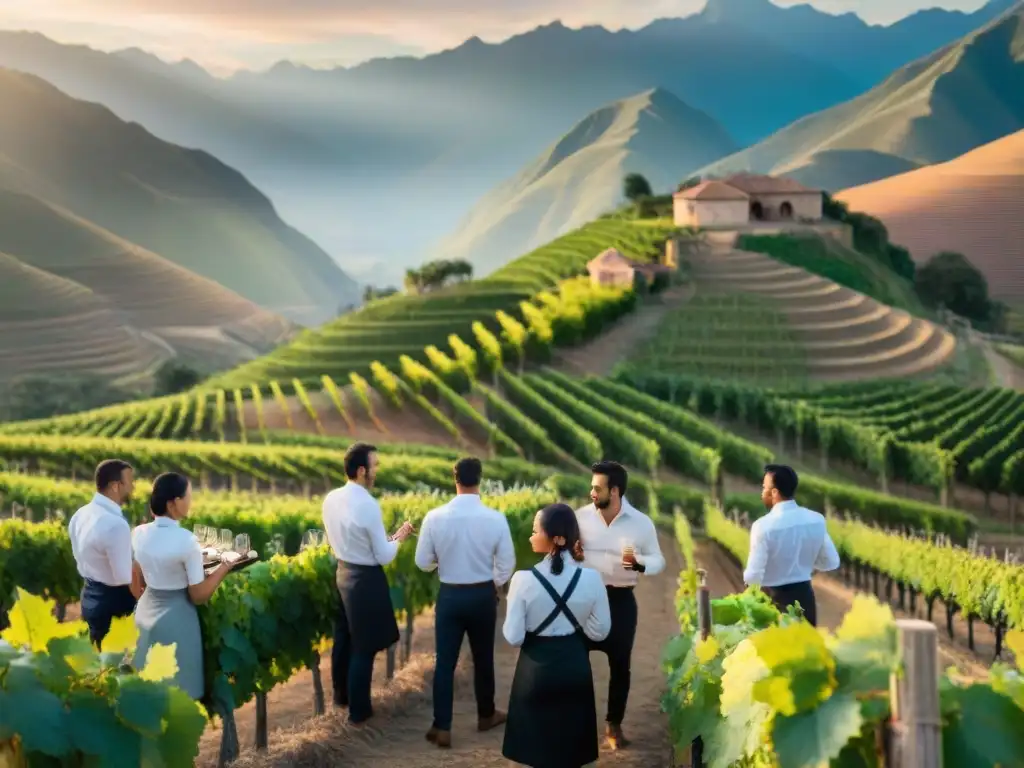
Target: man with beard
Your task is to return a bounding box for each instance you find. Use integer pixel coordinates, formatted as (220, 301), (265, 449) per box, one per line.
(323, 442), (415, 725)
(743, 464), (840, 626)
(69, 459), (138, 647)
(575, 460), (664, 750)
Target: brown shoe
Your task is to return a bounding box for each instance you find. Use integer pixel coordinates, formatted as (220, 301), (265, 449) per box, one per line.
(425, 727), (451, 748)
(478, 710), (507, 731)
(606, 723), (631, 750)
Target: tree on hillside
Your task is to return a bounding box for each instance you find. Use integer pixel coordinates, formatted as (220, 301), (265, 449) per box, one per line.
(915, 251), (1003, 329)
(677, 177), (702, 192)
(623, 173), (653, 203)
(154, 362), (202, 396)
(363, 285), (398, 302)
(404, 259), (474, 294)
(822, 193), (914, 280)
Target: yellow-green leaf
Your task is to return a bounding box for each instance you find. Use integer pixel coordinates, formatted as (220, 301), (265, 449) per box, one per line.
(1005, 630), (1024, 672)
(100, 615), (139, 654)
(1, 588), (87, 652)
(695, 636), (720, 664)
(835, 595), (894, 643)
(139, 643), (179, 682)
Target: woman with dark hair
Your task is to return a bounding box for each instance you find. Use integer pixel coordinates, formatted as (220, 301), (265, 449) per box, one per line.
(131, 472), (239, 699)
(501, 503), (611, 767)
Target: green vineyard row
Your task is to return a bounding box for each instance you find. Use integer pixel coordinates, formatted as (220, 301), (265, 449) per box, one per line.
(619, 372), (1024, 505)
(662, 508), (1024, 767)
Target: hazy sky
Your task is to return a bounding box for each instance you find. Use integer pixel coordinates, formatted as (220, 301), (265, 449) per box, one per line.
(0, 0), (992, 73)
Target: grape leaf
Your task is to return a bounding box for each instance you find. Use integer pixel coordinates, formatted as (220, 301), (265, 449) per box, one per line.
(115, 677), (170, 737)
(67, 688), (142, 768)
(942, 683), (1024, 766)
(139, 643), (179, 683)
(1, 685), (71, 756)
(1005, 629), (1024, 672)
(1, 589), (87, 652)
(772, 691), (863, 768)
(835, 595), (894, 643)
(153, 686), (207, 767)
(101, 615), (139, 655)
(696, 636), (721, 664)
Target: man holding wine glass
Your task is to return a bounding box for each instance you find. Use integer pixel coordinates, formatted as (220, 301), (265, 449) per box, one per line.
(322, 442), (415, 726)
(575, 460), (664, 751)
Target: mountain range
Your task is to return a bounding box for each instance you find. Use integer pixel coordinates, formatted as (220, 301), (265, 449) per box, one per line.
(436, 88), (738, 275)
(0, 0), (1012, 286)
(836, 129), (1024, 302)
(0, 67), (362, 383)
(697, 2), (1024, 191)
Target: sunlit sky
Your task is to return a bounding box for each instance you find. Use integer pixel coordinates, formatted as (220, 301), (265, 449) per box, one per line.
(0, 0), (993, 74)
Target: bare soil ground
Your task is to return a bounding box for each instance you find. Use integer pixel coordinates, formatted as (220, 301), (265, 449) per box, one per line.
(552, 285), (693, 377)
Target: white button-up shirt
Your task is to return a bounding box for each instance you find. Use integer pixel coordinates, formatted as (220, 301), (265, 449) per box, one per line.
(414, 493), (516, 586)
(743, 500), (841, 588)
(68, 493), (133, 586)
(575, 498), (665, 587)
(502, 553), (611, 646)
(322, 482), (398, 566)
(132, 517), (206, 590)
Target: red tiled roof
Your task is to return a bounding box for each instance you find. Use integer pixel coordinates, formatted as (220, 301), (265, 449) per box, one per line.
(722, 173), (820, 195)
(674, 180), (749, 201)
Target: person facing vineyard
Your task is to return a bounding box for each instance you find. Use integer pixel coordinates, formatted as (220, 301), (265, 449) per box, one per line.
(743, 464), (841, 627)
(322, 442), (415, 725)
(415, 456), (515, 749)
(68, 459), (137, 647)
(574, 460), (664, 751)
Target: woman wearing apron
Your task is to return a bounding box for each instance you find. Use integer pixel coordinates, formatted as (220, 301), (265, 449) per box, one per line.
(502, 503), (612, 768)
(131, 473), (237, 699)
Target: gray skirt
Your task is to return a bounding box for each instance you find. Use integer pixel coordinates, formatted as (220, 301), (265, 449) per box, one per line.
(133, 587), (204, 700)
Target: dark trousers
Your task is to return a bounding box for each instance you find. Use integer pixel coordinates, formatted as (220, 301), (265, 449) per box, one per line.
(586, 586), (638, 726)
(331, 598), (378, 723)
(765, 581), (817, 626)
(80, 580), (137, 648)
(433, 582), (498, 731)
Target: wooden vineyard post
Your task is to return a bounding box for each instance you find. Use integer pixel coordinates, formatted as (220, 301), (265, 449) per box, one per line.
(888, 620), (941, 768)
(678, 571), (713, 768)
(386, 644), (396, 679)
(254, 692), (268, 750)
(311, 651), (326, 716)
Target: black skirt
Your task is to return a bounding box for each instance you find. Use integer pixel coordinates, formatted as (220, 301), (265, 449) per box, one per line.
(502, 632), (598, 768)
(336, 562), (400, 655)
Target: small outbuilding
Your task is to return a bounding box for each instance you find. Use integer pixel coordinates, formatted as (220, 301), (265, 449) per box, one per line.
(672, 174), (823, 227)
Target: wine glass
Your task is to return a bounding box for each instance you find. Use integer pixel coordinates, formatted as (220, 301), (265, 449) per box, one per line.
(194, 524), (208, 545)
(234, 533), (251, 555)
(300, 529), (324, 551)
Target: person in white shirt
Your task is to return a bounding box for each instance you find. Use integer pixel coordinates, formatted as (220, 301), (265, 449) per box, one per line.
(68, 459), (138, 647)
(132, 472), (237, 699)
(322, 442), (414, 725)
(502, 503), (611, 768)
(575, 460), (664, 751)
(743, 464), (841, 627)
(416, 457), (515, 749)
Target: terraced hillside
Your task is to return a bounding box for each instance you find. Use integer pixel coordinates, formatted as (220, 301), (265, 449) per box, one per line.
(0, 252), (168, 382)
(204, 219), (678, 390)
(0, 190), (294, 379)
(688, 232), (956, 381)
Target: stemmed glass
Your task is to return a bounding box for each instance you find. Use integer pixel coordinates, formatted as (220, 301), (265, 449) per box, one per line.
(194, 524), (209, 546)
(233, 533), (251, 555)
(218, 529), (234, 552)
(300, 529), (325, 551)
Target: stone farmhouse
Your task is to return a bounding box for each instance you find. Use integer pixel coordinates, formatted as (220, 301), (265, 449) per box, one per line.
(673, 173), (823, 229)
(586, 247), (672, 289)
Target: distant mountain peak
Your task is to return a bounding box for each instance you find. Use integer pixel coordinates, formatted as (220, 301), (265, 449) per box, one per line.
(699, 0), (777, 22)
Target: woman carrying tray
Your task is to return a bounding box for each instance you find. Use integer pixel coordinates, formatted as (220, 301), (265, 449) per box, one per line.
(131, 472), (243, 699)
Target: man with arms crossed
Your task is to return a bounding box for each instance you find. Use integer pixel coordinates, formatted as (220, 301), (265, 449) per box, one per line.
(415, 457), (515, 748)
(323, 442), (415, 725)
(575, 460), (664, 750)
(743, 464), (841, 626)
(68, 459), (138, 647)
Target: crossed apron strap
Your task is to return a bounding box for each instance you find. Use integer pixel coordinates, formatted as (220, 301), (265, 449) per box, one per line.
(530, 566), (584, 636)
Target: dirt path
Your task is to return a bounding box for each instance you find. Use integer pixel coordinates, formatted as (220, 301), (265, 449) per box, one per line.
(553, 284), (693, 377)
(226, 533), (683, 767)
(984, 341), (1024, 391)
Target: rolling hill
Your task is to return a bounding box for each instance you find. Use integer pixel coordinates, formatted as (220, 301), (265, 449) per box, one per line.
(0, 251), (169, 382)
(0, 67), (357, 325)
(434, 88), (738, 275)
(835, 129), (1024, 301)
(697, 1), (1024, 192)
